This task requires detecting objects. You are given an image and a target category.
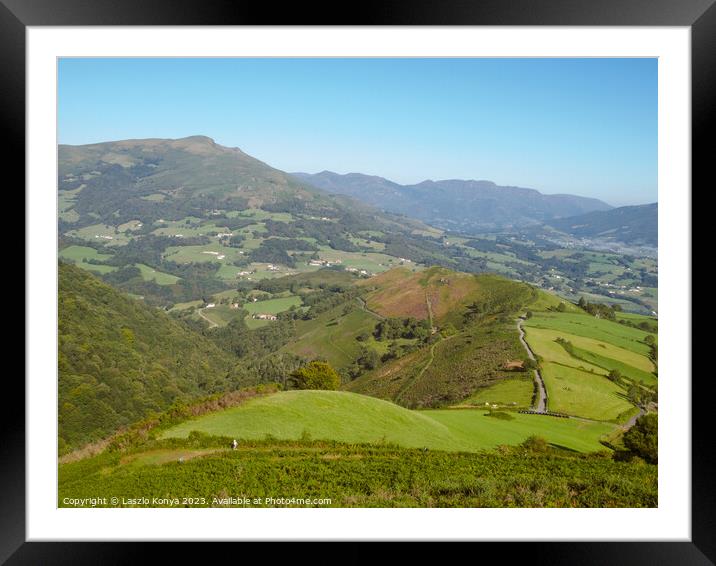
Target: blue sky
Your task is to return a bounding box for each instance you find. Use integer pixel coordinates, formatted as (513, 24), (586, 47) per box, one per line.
(58, 58), (657, 206)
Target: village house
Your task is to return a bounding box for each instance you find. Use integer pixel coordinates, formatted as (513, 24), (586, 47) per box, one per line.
(253, 313), (277, 321)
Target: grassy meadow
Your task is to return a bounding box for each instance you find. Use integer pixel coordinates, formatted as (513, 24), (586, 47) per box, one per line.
(160, 390), (615, 453)
(520, 307), (657, 422)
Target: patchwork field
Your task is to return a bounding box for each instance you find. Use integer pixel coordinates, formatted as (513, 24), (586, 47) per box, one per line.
(66, 223), (131, 246)
(134, 263), (181, 285)
(520, 309), (656, 422)
(525, 327), (654, 374)
(524, 313), (654, 357)
(521, 327), (604, 373)
(244, 296), (302, 316)
(540, 363), (636, 422)
(163, 242), (244, 264)
(316, 249), (397, 273)
(59, 245), (117, 274)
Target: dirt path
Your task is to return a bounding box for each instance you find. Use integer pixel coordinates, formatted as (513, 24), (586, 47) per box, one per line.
(198, 307), (219, 329)
(425, 290), (435, 329)
(355, 297), (385, 320)
(395, 334), (458, 404)
(395, 292), (455, 403)
(517, 318), (547, 413)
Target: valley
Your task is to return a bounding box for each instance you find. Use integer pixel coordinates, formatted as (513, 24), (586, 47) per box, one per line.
(56, 136), (659, 508)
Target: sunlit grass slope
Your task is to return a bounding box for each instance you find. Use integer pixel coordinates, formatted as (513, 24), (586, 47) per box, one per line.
(160, 390), (615, 453)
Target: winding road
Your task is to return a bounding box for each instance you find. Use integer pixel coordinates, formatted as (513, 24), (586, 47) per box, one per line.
(517, 318), (547, 413)
(624, 408), (646, 430)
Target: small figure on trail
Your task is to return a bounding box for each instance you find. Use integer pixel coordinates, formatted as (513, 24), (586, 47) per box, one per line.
(231, 439), (238, 450)
(178, 457), (184, 464)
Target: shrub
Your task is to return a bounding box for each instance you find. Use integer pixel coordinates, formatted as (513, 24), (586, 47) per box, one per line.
(290, 361), (341, 390)
(621, 413), (657, 464)
(520, 435), (549, 453)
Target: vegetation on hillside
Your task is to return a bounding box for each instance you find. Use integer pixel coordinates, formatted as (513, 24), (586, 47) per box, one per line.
(59, 436), (657, 508)
(290, 361), (341, 390)
(58, 262), (237, 453)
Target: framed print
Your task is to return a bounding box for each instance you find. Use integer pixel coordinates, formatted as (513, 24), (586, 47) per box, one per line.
(6, 0), (710, 562)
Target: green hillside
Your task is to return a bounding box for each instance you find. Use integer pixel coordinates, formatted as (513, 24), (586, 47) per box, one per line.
(344, 268), (537, 408)
(58, 262), (237, 453)
(58, 136), (456, 309)
(160, 390), (614, 453)
(57, 136), (657, 315)
(161, 390), (461, 450)
(361, 266), (536, 327)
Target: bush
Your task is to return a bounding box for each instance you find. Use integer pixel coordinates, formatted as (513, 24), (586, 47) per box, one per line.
(290, 361), (341, 390)
(520, 435), (549, 453)
(621, 413), (657, 464)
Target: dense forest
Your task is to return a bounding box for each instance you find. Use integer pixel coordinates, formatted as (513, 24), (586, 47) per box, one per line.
(58, 262), (238, 453)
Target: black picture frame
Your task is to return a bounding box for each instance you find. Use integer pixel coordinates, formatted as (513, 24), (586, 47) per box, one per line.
(6, 0), (707, 562)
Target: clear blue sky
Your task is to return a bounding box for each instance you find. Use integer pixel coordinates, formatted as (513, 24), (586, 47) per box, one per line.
(58, 58), (657, 206)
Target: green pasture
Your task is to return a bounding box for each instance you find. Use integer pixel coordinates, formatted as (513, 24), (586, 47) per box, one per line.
(526, 326), (654, 374)
(540, 363), (635, 422)
(65, 223), (131, 246)
(461, 377), (535, 409)
(133, 264), (181, 285)
(163, 242), (243, 264)
(243, 296), (302, 315)
(317, 250), (395, 273)
(524, 312), (653, 357)
(522, 327), (605, 374)
(160, 390), (616, 453)
(59, 246), (117, 274)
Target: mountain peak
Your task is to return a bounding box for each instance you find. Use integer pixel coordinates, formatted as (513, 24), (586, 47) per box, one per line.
(180, 135), (215, 143)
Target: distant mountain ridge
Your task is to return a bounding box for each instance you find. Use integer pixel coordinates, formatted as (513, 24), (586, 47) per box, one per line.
(292, 171), (613, 231)
(547, 202), (657, 247)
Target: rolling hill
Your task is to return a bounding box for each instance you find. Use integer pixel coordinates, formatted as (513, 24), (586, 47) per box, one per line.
(547, 203), (657, 247)
(340, 267), (539, 408)
(60, 135), (325, 219)
(57, 136), (478, 309)
(360, 266), (535, 327)
(58, 136), (657, 316)
(57, 387), (656, 508)
(58, 262), (238, 453)
(159, 389), (614, 453)
(293, 170), (612, 231)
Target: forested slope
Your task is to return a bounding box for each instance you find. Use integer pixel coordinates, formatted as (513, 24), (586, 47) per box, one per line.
(58, 262), (237, 453)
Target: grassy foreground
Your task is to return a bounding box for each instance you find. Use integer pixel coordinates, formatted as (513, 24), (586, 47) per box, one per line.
(59, 437), (657, 508)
